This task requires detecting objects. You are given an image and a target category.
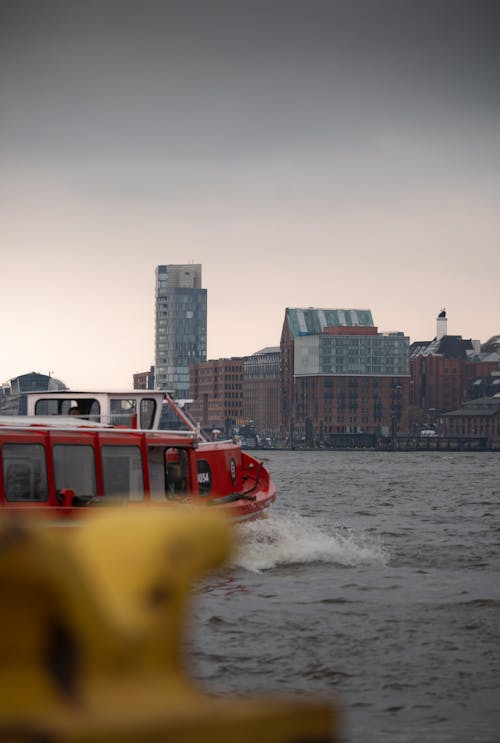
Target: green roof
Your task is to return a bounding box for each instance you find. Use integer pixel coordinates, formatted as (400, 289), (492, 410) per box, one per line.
(285, 308), (374, 339)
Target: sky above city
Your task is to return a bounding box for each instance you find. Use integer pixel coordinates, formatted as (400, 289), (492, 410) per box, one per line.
(1, 0), (499, 389)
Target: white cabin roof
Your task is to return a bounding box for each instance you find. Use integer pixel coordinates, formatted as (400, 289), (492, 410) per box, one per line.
(25, 390), (165, 398)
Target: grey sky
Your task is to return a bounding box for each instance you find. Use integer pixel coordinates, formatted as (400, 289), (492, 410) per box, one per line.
(3, 1), (498, 167)
(1, 0), (499, 387)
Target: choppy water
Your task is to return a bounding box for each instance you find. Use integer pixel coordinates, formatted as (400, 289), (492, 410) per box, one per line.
(188, 451), (500, 743)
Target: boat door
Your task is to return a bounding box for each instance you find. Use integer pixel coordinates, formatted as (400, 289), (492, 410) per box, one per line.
(147, 445), (191, 501)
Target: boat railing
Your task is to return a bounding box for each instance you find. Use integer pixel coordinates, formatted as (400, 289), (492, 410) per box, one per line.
(0, 416), (201, 443)
(163, 394), (212, 442)
(205, 461), (263, 506)
(240, 460), (262, 497)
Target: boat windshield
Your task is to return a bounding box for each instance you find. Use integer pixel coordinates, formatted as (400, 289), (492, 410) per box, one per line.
(109, 399), (137, 427)
(32, 396), (158, 429)
(34, 398), (101, 421)
(139, 399), (157, 429)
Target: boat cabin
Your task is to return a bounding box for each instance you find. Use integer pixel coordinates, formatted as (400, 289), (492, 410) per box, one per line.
(24, 390), (166, 429)
(0, 418), (276, 521)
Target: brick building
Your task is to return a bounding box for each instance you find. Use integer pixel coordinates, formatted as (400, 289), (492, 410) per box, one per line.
(410, 311), (499, 424)
(442, 396), (500, 441)
(189, 350), (281, 440)
(468, 371), (500, 400)
(280, 308), (410, 444)
(133, 366), (155, 390)
(242, 348), (280, 439)
(189, 358), (243, 437)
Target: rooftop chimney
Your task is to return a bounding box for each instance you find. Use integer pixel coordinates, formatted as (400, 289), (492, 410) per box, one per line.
(436, 308), (447, 340)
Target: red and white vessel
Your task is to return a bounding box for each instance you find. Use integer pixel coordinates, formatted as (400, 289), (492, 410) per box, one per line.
(0, 391), (277, 522)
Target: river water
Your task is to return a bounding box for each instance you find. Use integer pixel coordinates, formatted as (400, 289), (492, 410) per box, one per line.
(188, 450), (500, 743)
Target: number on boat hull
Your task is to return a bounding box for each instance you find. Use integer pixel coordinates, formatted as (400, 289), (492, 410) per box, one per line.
(197, 460), (212, 495)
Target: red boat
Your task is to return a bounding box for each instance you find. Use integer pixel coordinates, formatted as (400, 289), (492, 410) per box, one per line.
(0, 391), (277, 522)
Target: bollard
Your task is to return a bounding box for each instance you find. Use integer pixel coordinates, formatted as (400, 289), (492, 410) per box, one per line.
(0, 506), (340, 742)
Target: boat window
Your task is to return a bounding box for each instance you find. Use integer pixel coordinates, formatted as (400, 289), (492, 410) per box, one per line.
(147, 446), (191, 501)
(197, 460), (212, 496)
(35, 398), (101, 420)
(140, 399), (157, 429)
(166, 448), (189, 499)
(2, 444), (48, 502)
(53, 445), (97, 498)
(147, 446), (168, 501)
(35, 399), (59, 416)
(63, 399), (100, 421)
(110, 399), (137, 427)
(101, 446), (144, 501)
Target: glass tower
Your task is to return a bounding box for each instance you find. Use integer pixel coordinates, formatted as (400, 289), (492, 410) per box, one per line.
(154, 265), (207, 398)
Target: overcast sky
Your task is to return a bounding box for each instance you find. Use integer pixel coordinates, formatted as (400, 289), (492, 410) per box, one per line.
(1, 0), (499, 389)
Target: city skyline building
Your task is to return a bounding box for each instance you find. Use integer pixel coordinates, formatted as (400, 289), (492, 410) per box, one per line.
(242, 347), (281, 438)
(280, 308), (410, 444)
(154, 264), (207, 398)
(189, 357), (244, 436)
(188, 347), (281, 441)
(0, 372), (67, 415)
(133, 366), (155, 390)
(409, 310), (500, 422)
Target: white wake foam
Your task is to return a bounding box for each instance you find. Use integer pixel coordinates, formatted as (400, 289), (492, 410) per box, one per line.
(233, 512), (389, 572)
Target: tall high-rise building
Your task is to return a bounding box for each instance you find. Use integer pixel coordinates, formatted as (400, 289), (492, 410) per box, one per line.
(154, 264), (207, 397)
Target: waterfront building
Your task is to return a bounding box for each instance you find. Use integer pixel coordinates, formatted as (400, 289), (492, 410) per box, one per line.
(280, 308), (410, 444)
(410, 310), (499, 425)
(154, 264), (207, 398)
(242, 347), (281, 440)
(442, 396), (500, 441)
(481, 335), (500, 355)
(466, 337), (500, 400)
(189, 348), (281, 441)
(189, 357), (244, 437)
(467, 371), (500, 400)
(0, 372), (67, 415)
(133, 366), (155, 390)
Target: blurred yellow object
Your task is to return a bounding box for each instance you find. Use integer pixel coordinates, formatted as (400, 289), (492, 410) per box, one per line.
(0, 506), (339, 742)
